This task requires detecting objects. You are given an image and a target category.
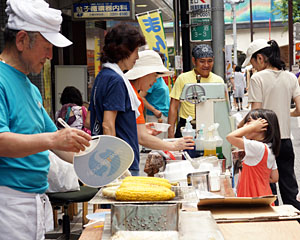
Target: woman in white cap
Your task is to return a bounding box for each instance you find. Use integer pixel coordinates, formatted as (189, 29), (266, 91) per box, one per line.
(242, 39), (300, 210)
(139, 51), (170, 140)
(125, 50), (195, 159)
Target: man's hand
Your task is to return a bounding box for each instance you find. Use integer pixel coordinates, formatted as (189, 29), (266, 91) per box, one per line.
(153, 109), (162, 118)
(52, 128), (91, 153)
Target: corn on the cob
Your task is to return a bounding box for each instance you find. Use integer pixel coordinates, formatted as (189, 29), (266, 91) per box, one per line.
(119, 181), (169, 190)
(102, 186), (119, 199)
(123, 176), (169, 183)
(115, 185), (175, 201)
(123, 176), (170, 183)
(122, 176), (172, 189)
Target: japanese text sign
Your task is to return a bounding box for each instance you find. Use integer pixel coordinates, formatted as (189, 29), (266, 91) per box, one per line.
(136, 11), (170, 69)
(73, 1), (133, 20)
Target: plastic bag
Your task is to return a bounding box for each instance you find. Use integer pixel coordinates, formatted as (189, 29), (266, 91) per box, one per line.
(144, 152), (164, 177)
(46, 151), (80, 193)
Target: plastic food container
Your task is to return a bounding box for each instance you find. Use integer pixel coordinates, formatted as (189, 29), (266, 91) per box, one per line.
(153, 123), (171, 132)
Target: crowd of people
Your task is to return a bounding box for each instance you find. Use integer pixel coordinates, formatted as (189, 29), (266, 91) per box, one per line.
(1, 0), (300, 239)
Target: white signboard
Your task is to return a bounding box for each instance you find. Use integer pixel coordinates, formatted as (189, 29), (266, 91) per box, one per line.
(189, 0), (212, 42)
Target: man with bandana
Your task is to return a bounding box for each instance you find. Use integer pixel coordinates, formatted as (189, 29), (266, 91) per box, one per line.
(168, 44), (224, 138)
(0, 0), (91, 239)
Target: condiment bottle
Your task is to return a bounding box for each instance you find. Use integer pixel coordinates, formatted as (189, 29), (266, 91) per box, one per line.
(181, 116), (195, 138)
(209, 170), (221, 192)
(195, 124), (205, 156)
(213, 123), (224, 159)
(204, 125), (217, 156)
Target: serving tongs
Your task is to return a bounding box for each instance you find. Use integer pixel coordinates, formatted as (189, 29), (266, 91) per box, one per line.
(183, 151), (200, 169)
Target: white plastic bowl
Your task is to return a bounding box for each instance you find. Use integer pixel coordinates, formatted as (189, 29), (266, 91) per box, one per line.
(153, 122), (170, 132)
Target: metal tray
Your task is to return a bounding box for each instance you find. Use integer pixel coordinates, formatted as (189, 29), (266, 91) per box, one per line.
(102, 210), (225, 240)
(111, 203), (180, 234)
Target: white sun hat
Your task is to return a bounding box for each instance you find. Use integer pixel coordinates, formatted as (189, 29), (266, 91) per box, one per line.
(242, 39), (270, 67)
(125, 50), (174, 80)
(5, 0), (72, 47)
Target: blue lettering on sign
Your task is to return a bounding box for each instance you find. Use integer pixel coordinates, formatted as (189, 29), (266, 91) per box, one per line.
(89, 149), (120, 176)
(152, 35), (168, 65)
(142, 17), (161, 33)
(153, 35), (166, 51)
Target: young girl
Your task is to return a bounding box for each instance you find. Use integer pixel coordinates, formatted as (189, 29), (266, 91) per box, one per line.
(226, 109), (280, 198)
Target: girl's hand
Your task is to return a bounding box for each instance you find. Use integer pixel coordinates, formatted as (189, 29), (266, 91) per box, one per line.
(249, 118), (268, 132)
(145, 122), (161, 136)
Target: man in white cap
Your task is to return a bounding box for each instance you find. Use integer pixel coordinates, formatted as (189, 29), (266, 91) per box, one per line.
(0, 0), (91, 239)
(168, 44), (224, 138)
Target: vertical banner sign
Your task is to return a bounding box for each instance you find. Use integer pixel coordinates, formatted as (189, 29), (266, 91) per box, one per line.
(137, 10), (171, 89)
(43, 59), (52, 115)
(225, 45), (233, 80)
(94, 37), (101, 77)
(189, 0), (212, 42)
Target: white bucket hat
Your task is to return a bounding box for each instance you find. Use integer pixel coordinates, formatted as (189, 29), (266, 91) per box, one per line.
(5, 0), (72, 47)
(242, 39), (270, 67)
(125, 50), (174, 80)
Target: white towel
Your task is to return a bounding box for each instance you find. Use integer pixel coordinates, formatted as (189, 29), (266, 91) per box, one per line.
(6, 0), (62, 32)
(102, 63), (141, 118)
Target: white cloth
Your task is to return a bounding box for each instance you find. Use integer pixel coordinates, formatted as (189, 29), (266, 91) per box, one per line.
(5, 0), (72, 47)
(102, 63), (141, 118)
(243, 137), (277, 170)
(0, 186), (53, 240)
(6, 0), (62, 32)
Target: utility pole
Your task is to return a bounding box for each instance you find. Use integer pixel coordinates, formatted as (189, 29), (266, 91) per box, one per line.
(232, 3), (237, 64)
(225, 0), (244, 65)
(250, 0), (253, 42)
(288, 0), (293, 71)
(173, 0), (182, 76)
(212, 0), (225, 79)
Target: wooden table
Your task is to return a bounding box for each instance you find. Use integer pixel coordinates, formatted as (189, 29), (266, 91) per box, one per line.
(80, 209), (300, 240)
(79, 176), (235, 239)
(79, 209), (107, 240)
(79, 177), (300, 240)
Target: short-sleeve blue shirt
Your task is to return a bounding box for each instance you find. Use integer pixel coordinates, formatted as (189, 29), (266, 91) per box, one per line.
(146, 77), (170, 117)
(89, 68), (140, 171)
(0, 62), (57, 193)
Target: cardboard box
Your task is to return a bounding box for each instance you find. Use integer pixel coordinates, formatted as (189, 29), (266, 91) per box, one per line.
(197, 196), (300, 223)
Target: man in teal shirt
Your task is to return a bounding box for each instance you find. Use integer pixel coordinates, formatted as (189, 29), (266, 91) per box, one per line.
(0, 0), (91, 239)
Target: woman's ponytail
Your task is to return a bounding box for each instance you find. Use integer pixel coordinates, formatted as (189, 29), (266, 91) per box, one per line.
(267, 40), (286, 70)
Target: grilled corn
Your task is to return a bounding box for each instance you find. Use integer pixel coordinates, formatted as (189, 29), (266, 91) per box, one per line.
(122, 176), (172, 189)
(115, 185), (175, 201)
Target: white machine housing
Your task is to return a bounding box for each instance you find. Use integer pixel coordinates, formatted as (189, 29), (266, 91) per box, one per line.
(180, 83), (232, 164)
